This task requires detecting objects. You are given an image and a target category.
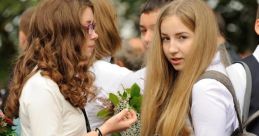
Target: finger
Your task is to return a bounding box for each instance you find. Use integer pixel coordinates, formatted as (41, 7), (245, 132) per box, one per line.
(115, 109), (129, 121)
(127, 109), (137, 119)
(124, 112), (137, 124)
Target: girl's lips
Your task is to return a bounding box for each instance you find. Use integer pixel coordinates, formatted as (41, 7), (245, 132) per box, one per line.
(171, 58), (183, 65)
(88, 45), (95, 49)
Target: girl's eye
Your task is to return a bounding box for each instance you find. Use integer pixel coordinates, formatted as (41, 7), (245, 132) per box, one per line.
(140, 28), (147, 35)
(161, 36), (170, 42)
(178, 35), (188, 40)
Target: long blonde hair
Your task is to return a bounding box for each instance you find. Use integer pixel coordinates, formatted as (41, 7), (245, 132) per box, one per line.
(91, 0), (121, 60)
(141, 0), (219, 135)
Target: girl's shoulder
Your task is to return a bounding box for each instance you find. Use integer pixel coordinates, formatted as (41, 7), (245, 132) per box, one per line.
(20, 71), (62, 103)
(192, 75), (233, 104)
(23, 71), (59, 91)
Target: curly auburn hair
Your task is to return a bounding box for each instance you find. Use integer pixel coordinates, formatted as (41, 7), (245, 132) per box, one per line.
(5, 0), (95, 119)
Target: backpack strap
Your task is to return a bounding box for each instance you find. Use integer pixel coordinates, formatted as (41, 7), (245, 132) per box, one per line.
(197, 70), (243, 134)
(234, 61), (252, 122)
(243, 111), (259, 128)
(236, 61), (259, 131)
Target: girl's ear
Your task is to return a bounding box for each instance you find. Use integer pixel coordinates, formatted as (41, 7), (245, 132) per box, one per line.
(19, 31), (27, 51)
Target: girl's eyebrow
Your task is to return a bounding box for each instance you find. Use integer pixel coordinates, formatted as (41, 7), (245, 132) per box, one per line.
(175, 32), (189, 36)
(161, 33), (168, 36)
(161, 32), (189, 36)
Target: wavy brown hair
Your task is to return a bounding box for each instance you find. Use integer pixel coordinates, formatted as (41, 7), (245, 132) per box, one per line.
(91, 0), (121, 60)
(5, 0), (95, 119)
(141, 0), (219, 135)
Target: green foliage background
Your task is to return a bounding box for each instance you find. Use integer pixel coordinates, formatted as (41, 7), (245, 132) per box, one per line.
(0, 0), (258, 89)
(0, 0), (38, 89)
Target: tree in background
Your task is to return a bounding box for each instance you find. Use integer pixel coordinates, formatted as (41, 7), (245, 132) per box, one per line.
(0, 0), (38, 89)
(214, 0), (258, 56)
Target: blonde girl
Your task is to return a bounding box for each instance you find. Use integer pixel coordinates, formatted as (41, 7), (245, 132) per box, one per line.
(141, 0), (238, 135)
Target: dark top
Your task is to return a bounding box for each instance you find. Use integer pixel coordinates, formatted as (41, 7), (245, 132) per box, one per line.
(243, 55), (259, 135)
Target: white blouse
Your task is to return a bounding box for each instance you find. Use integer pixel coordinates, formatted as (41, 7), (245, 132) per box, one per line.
(116, 67), (146, 94)
(19, 71), (86, 136)
(85, 60), (132, 130)
(191, 52), (239, 136)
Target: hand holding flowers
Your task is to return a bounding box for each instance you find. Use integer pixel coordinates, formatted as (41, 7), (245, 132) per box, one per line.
(99, 109), (137, 135)
(97, 83), (142, 136)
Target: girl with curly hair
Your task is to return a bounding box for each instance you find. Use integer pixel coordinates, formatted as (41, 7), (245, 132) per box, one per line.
(4, 0), (136, 135)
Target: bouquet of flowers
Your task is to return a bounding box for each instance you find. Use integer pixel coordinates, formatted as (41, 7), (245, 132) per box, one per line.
(97, 83), (142, 136)
(0, 110), (16, 136)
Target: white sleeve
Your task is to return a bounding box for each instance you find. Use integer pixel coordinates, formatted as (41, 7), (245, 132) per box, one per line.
(86, 61), (133, 129)
(191, 79), (237, 136)
(116, 68), (145, 94)
(25, 82), (62, 136)
(91, 60), (133, 95)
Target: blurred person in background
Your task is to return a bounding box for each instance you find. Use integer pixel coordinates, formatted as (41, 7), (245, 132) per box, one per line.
(113, 37), (145, 71)
(116, 0), (172, 93)
(18, 7), (34, 52)
(215, 11), (241, 63)
(140, 0), (172, 51)
(1, 7), (35, 111)
(85, 0), (133, 130)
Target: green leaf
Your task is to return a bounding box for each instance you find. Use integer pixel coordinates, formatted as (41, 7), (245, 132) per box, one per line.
(109, 93), (120, 106)
(117, 91), (123, 97)
(126, 88), (131, 94)
(97, 108), (113, 119)
(122, 91), (127, 100)
(130, 83), (141, 97)
(129, 96), (142, 113)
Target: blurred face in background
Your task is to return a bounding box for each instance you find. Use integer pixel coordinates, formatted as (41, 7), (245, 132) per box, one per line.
(81, 7), (98, 57)
(139, 10), (160, 51)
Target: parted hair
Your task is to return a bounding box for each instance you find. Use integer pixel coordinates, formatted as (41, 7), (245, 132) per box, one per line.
(5, 0), (95, 119)
(141, 0), (219, 135)
(91, 0), (121, 60)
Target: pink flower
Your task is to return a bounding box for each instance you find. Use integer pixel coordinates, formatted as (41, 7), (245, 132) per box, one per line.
(4, 117), (14, 126)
